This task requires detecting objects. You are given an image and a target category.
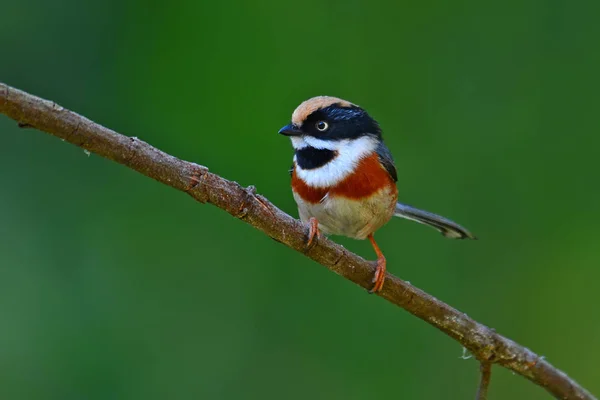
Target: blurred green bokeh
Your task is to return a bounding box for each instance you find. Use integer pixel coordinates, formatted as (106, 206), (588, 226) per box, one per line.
(1, 1), (599, 399)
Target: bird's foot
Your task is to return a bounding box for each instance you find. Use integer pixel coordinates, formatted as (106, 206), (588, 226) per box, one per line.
(305, 217), (321, 250)
(369, 255), (386, 293)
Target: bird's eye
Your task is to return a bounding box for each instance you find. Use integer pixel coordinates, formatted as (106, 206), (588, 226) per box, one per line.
(316, 121), (329, 131)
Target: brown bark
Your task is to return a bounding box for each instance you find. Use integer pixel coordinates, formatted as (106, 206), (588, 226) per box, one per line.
(476, 363), (492, 400)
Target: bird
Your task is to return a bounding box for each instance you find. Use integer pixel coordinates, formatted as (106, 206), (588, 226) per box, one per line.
(279, 96), (476, 293)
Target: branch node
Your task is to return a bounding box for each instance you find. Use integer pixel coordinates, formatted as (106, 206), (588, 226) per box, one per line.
(51, 101), (64, 112)
(236, 207), (249, 219)
(185, 165), (209, 202)
(478, 342), (498, 364)
(236, 185), (275, 219)
(240, 185), (274, 217)
(246, 185), (257, 195)
(525, 355), (544, 369)
(234, 185), (255, 219)
(255, 193), (275, 216)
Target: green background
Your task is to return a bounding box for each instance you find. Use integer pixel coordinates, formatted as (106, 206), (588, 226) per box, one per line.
(1, 1), (599, 399)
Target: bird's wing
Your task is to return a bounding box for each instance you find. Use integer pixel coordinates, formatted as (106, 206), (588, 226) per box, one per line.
(375, 141), (398, 182)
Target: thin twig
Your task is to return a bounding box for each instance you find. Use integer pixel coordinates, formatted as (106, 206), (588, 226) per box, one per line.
(476, 362), (492, 400)
(0, 82), (596, 400)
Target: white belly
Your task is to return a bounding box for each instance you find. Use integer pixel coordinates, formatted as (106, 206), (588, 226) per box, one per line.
(293, 187), (397, 240)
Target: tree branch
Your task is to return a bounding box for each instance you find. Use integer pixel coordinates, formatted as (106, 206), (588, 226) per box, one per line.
(476, 362), (492, 400)
(0, 82), (595, 400)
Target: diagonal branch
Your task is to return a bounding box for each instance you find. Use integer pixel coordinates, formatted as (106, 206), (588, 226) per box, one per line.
(0, 82), (595, 400)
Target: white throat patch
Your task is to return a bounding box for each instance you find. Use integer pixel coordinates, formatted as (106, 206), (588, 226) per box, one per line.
(292, 136), (378, 188)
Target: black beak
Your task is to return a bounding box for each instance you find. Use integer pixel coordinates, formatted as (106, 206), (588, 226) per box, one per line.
(278, 124), (302, 137)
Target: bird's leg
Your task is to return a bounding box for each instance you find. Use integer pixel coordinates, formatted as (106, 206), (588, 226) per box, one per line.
(305, 217), (321, 250)
(368, 234), (386, 293)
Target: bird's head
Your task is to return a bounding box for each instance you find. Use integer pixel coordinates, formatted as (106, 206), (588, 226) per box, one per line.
(278, 96), (382, 150)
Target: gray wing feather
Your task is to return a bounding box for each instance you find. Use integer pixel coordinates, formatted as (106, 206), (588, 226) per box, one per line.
(375, 141), (397, 182)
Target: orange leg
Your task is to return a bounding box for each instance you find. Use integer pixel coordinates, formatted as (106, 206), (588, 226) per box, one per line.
(368, 234), (386, 293)
(306, 217), (321, 249)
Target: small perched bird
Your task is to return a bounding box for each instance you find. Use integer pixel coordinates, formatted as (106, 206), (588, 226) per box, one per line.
(279, 96), (475, 293)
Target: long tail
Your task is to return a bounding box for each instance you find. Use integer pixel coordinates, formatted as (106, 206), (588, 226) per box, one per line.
(394, 202), (476, 240)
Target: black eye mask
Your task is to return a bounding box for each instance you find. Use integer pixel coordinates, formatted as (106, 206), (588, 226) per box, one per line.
(301, 105), (382, 141)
